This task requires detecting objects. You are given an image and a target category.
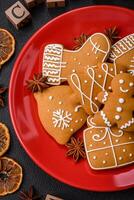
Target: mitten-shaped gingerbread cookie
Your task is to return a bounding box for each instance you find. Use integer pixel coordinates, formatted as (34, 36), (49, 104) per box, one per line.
(68, 62), (127, 115)
(40, 33), (111, 85)
(109, 33), (134, 75)
(34, 86), (87, 144)
(84, 118), (134, 170)
(92, 73), (134, 132)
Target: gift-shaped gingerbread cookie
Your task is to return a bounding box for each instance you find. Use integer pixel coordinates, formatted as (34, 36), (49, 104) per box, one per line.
(84, 118), (134, 170)
(92, 73), (134, 132)
(109, 33), (134, 75)
(40, 33), (111, 85)
(67, 62), (127, 115)
(34, 85), (87, 144)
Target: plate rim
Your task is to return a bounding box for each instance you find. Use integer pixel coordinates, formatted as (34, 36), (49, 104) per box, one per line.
(9, 5), (134, 192)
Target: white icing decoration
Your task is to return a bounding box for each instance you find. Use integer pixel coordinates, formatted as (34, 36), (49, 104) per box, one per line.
(116, 107), (122, 112)
(49, 96), (53, 100)
(129, 153), (133, 157)
(74, 105), (82, 112)
(123, 149), (126, 152)
(110, 68), (113, 71)
(115, 115), (120, 120)
(115, 139), (119, 143)
(84, 80), (88, 83)
(87, 53), (90, 56)
(105, 152), (108, 156)
(103, 141), (106, 145)
(80, 118), (83, 121)
(129, 82), (134, 87)
(70, 128), (73, 132)
(90, 144), (93, 147)
(100, 111), (111, 127)
(120, 118), (134, 130)
(120, 71), (123, 74)
(52, 109), (72, 130)
(83, 117), (133, 170)
(93, 156), (96, 160)
(103, 160), (106, 164)
(72, 69), (76, 73)
(120, 86), (129, 93)
(59, 101), (62, 105)
(98, 74), (102, 78)
(78, 62), (81, 65)
(119, 79), (124, 84)
(108, 86), (112, 90)
(102, 91), (108, 103)
(119, 157), (123, 161)
(42, 44), (67, 85)
(75, 120), (78, 123)
(109, 33), (134, 62)
(119, 98), (125, 104)
(73, 58), (76, 61)
(95, 97), (98, 100)
(129, 137), (132, 140)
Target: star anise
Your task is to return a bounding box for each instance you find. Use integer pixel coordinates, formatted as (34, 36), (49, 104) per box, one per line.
(73, 33), (90, 50)
(0, 87), (7, 107)
(66, 137), (86, 162)
(19, 186), (41, 200)
(26, 73), (49, 93)
(104, 26), (121, 44)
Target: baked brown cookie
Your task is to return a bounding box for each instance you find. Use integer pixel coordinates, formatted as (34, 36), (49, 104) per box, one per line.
(34, 85), (87, 144)
(84, 117), (134, 170)
(40, 33), (111, 85)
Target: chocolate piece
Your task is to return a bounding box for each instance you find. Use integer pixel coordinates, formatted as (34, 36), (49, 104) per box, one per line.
(5, 1), (31, 29)
(24, 0), (44, 8)
(46, 0), (65, 8)
(45, 194), (63, 200)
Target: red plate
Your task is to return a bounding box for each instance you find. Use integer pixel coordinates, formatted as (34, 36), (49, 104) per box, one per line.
(9, 6), (134, 191)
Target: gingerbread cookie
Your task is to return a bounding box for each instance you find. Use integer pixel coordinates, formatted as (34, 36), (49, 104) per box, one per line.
(40, 33), (111, 85)
(68, 62), (127, 115)
(34, 85), (87, 144)
(84, 117), (134, 170)
(109, 33), (134, 75)
(92, 73), (134, 132)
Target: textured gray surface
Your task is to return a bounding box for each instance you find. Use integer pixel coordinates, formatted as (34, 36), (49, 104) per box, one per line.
(0, 0), (134, 199)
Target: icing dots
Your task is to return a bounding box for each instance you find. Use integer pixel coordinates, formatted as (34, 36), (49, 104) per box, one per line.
(59, 101), (63, 105)
(93, 156), (96, 160)
(116, 107), (122, 112)
(98, 74), (102, 78)
(119, 79), (125, 84)
(129, 82), (134, 87)
(73, 58), (77, 61)
(119, 98), (125, 104)
(84, 80), (88, 83)
(119, 157), (123, 161)
(115, 115), (120, 120)
(129, 153), (133, 157)
(49, 96), (53, 100)
(102, 160), (106, 164)
(72, 69), (76, 73)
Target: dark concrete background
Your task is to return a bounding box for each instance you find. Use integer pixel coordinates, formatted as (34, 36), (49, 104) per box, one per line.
(0, 0), (134, 199)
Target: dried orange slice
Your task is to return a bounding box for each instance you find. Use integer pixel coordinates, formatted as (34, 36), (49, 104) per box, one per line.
(0, 157), (23, 196)
(0, 123), (10, 156)
(0, 28), (15, 65)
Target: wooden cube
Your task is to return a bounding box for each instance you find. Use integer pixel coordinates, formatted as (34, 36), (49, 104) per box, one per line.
(46, 0), (65, 8)
(5, 1), (31, 29)
(45, 194), (63, 200)
(24, 0), (44, 8)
